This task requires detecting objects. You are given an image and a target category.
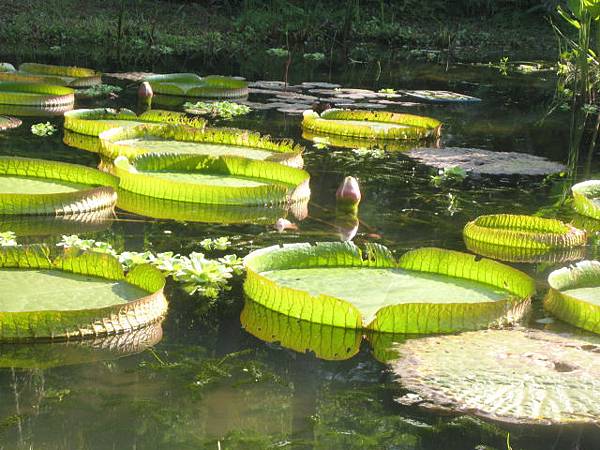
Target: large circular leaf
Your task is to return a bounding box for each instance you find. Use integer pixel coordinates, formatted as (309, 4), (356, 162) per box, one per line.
(464, 237), (586, 263)
(0, 245), (167, 341)
(100, 123), (304, 167)
(64, 108), (206, 137)
(144, 73), (249, 98)
(572, 180), (600, 220)
(545, 260), (600, 334)
(0, 157), (118, 215)
(113, 152), (310, 206)
(302, 129), (419, 151)
(18, 62), (102, 87)
(392, 329), (600, 425)
(243, 242), (535, 333)
(464, 214), (586, 250)
(0, 82), (74, 107)
(302, 109), (442, 141)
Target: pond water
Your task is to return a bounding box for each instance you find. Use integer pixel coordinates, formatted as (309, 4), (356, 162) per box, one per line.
(0, 60), (599, 449)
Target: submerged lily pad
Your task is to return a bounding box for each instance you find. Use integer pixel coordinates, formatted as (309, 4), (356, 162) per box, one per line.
(571, 180), (600, 220)
(0, 157), (118, 215)
(114, 152), (310, 206)
(99, 123), (304, 167)
(0, 321), (163, 369)
(464, 214), (586, 250)
(545, 261), (600, 334)
(0, 82), (75, 107)
(144, 73), (249, 98)
(408, 147), (566, 176)
(393, 329), (600, 425)
(401, 89), (481, 103)
(0, 115), (21, 130)
(302, 109), (442, 141)
(243, 243), (535, 333)
(116, 188), (301, 224)
(0, 245), (167, 341)
(64, 108), (206, 137)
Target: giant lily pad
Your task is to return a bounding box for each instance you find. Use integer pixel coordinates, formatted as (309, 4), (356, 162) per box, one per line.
(393, 329), (600, 425)
(0, 245), (167, 341)
(545, 260), (600, 334)
(0, 103), (73, 117)
(302, 130), (419, 151)
(64, 108), (206, 137)
(114, 153), (310, 206)
(0, 321), (163, 369)
(243, 243), (535, 333)
(0, 115), (21, 130)
(400, 89), (481, 103)
(144, 73), (249, 98)
(407, 147), (566, 176)
(302, 109), (442, 141)
(63, 130), (104, 153)
(0, 157), (118, 215)
(0, 82), (75, 107)
(17, 62), (102, 87)
(464, 238), (586, 264)
(116, 188), (301, 224)
(572, 180), (600, 220)
(464, 214), (586, 250)
(100, 123), (304, 167)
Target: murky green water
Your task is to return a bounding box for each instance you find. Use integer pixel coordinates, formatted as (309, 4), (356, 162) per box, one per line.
(0, 61), (599, 449)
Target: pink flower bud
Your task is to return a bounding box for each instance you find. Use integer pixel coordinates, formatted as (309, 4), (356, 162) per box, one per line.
(138, 81), (153, 98)
(275, 218), (298, 233)
(336, 176), (361, 206)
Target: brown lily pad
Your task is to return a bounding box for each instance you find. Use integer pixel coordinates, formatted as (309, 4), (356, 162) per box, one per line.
(0, 116), (21, 130)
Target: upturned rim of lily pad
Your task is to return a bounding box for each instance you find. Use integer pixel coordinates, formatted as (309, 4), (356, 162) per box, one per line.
(0, 245), (167, 342)
(143, 73), (249, 98)
(0, 82), (75, 107)
(572, 180), (600, 220)
(243, 242), (535, 333)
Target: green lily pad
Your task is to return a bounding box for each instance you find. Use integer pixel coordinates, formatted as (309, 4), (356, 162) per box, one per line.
(243, 243), (535, 333)
(0, 115), (21, 130)
(0, 322), (163, 369)
(63, 130), (103, 153)
(464, 237), (586, 264)
(301, 129), (418, 151)
(116, 188), (300, 224)
(572, 180), (600, 220)
(0, 245), (167, 341)
(64, 108), (206, 137)
(0, 103), (73, 117)
(100, 123), (303, 167)
(545, 260), (600, 334)
(392, 329), (600, 425)
(302, 109), (442, 141)
(114, 152), (310, 206)
(401, 89), (481, 103)
(0, 157), (118, 215)
(18, 62), (102, 87)
(144, 73), (249, 98)
(463, 214), (587, 250)
(0, 82), (74, 107)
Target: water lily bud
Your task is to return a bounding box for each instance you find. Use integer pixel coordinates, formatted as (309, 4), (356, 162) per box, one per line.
(275, 218), (297, 233)
(138, 81), (153, 98)
(336, 176), (361, 215)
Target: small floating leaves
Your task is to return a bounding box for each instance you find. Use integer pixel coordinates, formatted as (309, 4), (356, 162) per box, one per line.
(144, 73), (249, 98)
(31, 121), (57, 136)
(64, 108), (206, 137)
(393, 329), (600, 425)
(243, 242), (535, 333)
(572, 180), (600, 220)
(0, 82), (75, 107)
(302, 109), (442, 141)
(545, 260), (600, 334)
(113, 153), (310, 207)
(0, 245), (167, 341)
(99, 123), (303, 167)
(0, 157), (118, 215)
(464, 214), (586, 250)
(183, 100), (251, 119)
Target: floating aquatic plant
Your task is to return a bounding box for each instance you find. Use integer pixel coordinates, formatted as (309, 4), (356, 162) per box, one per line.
(572, 180), (600, 219)
(183, 100), (251, 119)
(31, 121), (57, 136)
(76, 84), (122, 98)
(144, 73), (249, 98)
(0, 82), (75, 107)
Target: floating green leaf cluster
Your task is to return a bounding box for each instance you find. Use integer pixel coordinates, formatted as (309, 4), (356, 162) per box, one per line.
(183, 100), (251, 119)
(76, 84), (122, 98)
(31, 121), (57, 136)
